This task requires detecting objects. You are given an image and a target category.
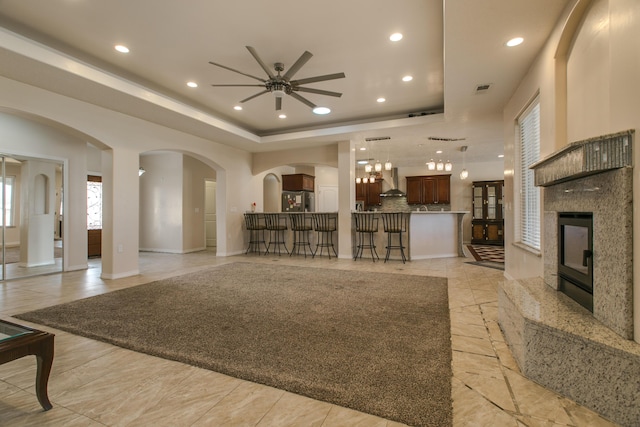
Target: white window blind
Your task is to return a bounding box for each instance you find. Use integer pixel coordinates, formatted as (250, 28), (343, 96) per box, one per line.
(518, 99), (540, 250)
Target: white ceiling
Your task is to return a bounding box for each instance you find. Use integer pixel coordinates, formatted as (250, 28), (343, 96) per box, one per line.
(0, 0), (570, 169)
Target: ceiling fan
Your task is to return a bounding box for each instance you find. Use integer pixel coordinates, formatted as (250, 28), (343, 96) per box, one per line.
(209, 46), (346, 111)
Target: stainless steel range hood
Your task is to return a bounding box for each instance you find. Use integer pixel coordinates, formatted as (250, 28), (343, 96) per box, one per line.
(380, 168), (405, 197)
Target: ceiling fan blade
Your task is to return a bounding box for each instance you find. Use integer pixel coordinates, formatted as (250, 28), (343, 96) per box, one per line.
(210, 84), (265, 87)
(208, 61), (266, 82)
(246, 46), (275, 78)
(289, 92), (317, 109)
(282, 51), (313, 80)
(276, 97), (282, 111)
(291, 72), (346, 86)
(240, 90), (269, 103)
(294, 87), (342, 97)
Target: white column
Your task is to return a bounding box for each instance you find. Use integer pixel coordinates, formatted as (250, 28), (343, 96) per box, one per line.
(337, 140), (355, 258)
(100, 148), (140, 279)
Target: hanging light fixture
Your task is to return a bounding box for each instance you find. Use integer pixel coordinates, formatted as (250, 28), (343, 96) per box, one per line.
(356, 177), (362, 184)
(427, 158), (436, 170)
(459, 146), (469, 180)
(445, 160), (452, 171)
(365, 163), (372, 173)
(374, 161), (382, 172)
(369, 175), (376, 183)
(362, 177), (369, 184)
(436, 160), (444, 171)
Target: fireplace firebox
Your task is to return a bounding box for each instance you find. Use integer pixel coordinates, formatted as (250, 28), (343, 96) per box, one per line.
(558, 212), (593, 311)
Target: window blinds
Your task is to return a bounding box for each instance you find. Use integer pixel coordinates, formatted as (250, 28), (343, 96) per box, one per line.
(518, 100), (540, 250)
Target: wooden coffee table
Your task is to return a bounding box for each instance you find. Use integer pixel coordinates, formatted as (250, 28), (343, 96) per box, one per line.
(0, 319), (54, 410)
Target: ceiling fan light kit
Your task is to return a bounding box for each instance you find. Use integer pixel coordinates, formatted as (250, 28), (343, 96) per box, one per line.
(210, 46), (345, 113)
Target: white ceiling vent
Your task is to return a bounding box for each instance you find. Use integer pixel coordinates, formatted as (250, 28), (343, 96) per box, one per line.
(475, 83), (492, 93)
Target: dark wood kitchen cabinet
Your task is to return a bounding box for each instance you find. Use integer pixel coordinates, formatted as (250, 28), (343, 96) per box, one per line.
(282, 174), (315, 192)
(406, 175), (450, 205)
(471, 180), (504, 245)
(356, 180), (382, 210)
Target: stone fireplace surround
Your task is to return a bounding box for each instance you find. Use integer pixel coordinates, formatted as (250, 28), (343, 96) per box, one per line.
(499, 130), (640, 426)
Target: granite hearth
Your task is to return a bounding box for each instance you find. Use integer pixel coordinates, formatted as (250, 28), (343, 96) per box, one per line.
(499, 130), (640, 426)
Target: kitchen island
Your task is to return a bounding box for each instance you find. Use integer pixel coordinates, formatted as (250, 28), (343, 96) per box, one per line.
(409, 211), (468, 259)
(351, 211), (469, 261)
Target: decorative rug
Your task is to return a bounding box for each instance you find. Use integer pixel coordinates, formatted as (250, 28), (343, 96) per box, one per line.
(16, 262), (452, 427)
(467, 245), (504, 270)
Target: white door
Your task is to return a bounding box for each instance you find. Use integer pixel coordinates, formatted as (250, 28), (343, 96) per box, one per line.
(205, 180), (216, 247)
(317, 185), (339, 212)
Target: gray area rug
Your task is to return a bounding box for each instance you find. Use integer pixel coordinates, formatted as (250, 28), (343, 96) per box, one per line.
(16, 262), (452, 426)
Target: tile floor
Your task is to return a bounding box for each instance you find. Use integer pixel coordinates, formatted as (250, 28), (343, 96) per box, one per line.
(0, 250), (619, 426)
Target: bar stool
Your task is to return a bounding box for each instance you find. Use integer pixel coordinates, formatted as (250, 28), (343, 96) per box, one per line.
(264, 213), (289, 255)
(381, 212), (408, 263)
(243, 213), (267, 254)
(289, 213), (314, 258)
(353, 212), (379, 261)
(312, 213), (337, 259)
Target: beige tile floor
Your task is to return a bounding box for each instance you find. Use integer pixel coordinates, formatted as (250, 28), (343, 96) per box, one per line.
(0, 250), (619, 426)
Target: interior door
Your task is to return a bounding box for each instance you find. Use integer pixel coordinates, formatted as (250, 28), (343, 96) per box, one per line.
(205, 180), (216, 248)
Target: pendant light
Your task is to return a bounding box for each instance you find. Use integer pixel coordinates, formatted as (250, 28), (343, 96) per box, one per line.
(436, 160), (444, 171)
(459, 146), (469, 180)
(445, 160), (452, 172)
(374, 161), (382, 172)
(427, 158), (436, 170)
(365, 163), (372, 173)
(356, 177), (362, 184)
(384, 147), (392, 170)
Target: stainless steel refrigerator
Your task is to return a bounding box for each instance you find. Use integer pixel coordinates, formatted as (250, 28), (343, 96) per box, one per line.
(282, 191), (315, 212)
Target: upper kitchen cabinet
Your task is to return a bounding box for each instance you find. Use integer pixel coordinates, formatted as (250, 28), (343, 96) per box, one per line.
(282, 174), (315, 192)
(356, 180), (382, 210)
(406, 175), (450, 205)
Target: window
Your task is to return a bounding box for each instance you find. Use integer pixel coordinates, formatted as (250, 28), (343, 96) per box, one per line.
(0, 176), (16, 227)
(87, 176), (102, 230)
(517, 98), (541, 250)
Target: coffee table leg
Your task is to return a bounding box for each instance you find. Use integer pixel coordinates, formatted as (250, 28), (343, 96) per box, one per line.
(34, 336), (54, 411)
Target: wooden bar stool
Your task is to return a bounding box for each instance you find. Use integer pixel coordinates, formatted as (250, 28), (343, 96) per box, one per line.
(312, 213), (337, 259)
(381, 212), (408, 263)
(289, 213), (314, 258)
(353, 212), (379, 261)
(264, 213), (289, 255)
(243, 213), (267, 254)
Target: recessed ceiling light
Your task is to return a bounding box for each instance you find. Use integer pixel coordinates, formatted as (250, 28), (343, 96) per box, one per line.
(313, 106), (331, 115)
(436, 150), (443, 154)
(390, 33), (403, 42)
(359, 147), (367, 151)
(357, 160), (369, 165)
(114, 45), (130, 53)
(186, 81), (198, 88)
(402, 75), (413, 82)
(498, 154), (504, 158)
(377, 97), (386, 103)
(278, 114), (287, 119)
(233, 105), (243, 111)
(506, 37), (524, 47)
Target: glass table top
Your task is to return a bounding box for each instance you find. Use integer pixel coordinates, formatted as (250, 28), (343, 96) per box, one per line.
(0, 321), (33, 343)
